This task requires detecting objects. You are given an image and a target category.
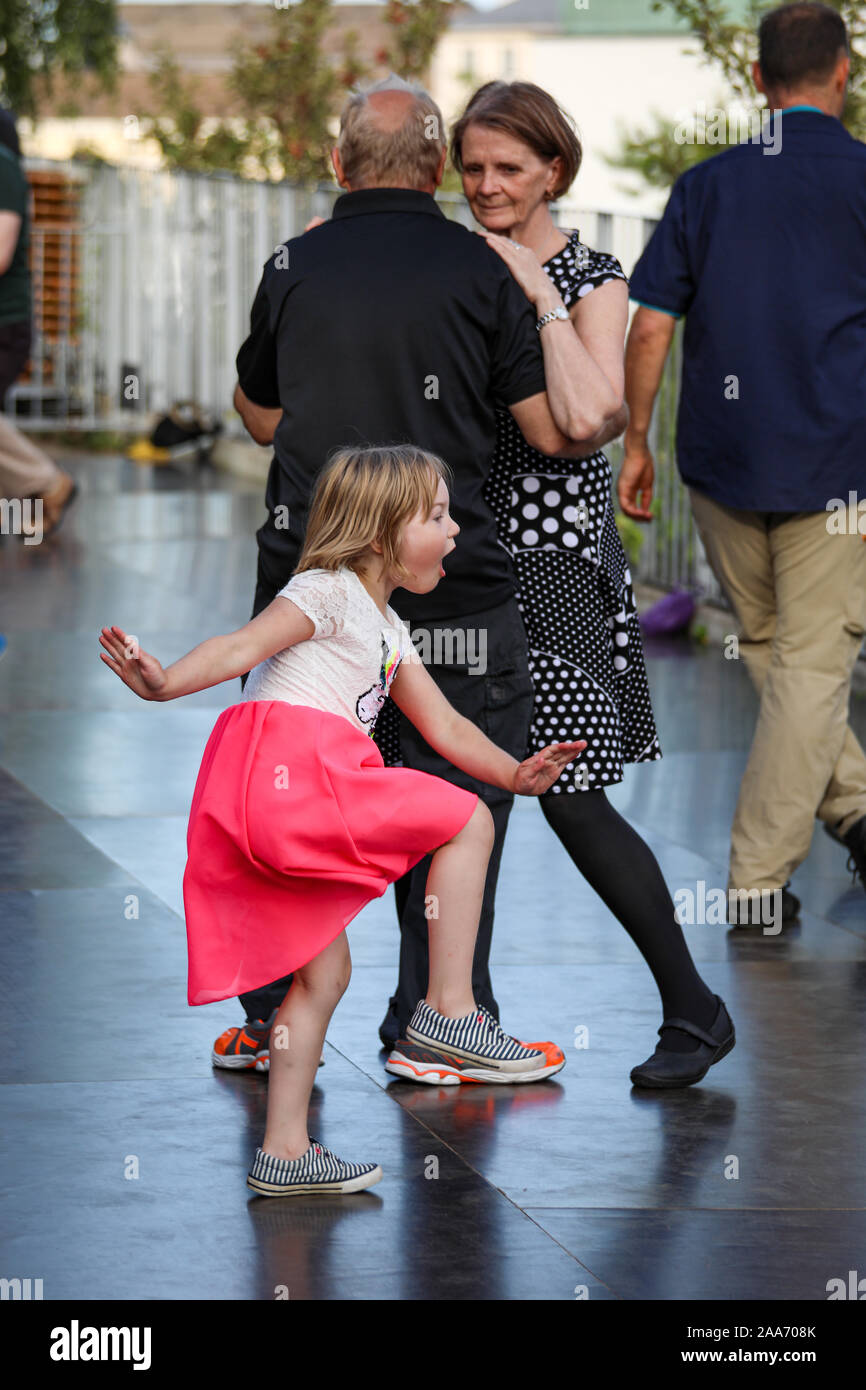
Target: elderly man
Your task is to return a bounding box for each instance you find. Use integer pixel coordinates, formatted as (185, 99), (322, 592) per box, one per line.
(212, 74), (625, 1069)
(620, 2), (866, 925)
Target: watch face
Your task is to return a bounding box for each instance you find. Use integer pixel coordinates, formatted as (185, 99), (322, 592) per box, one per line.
(556, 306), (568, 319)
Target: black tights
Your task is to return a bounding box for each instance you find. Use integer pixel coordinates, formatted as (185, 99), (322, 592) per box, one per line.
(539, 787), (718, 1053)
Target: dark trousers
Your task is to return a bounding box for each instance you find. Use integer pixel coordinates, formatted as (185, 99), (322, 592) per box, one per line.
(0, 320), (31, 397)
(238, 559), (534, 1028)
(387, 597), (534, 1030)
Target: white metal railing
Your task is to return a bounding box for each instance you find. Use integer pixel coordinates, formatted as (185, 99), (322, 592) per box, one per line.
(11, 160), (658, 435)
(6, 159), (816, 617)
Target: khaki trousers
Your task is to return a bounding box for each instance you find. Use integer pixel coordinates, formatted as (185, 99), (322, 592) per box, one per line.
(689, 487), (866, 891)
(0, 413), (60, 498)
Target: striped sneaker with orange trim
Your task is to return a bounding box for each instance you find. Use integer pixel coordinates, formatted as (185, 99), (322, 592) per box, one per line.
(384, 1001), (565, 1085)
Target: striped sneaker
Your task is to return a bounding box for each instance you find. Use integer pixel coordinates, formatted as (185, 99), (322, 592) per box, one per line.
(246, 1139), (382, 1197)
(385, 1001), (566, 1085)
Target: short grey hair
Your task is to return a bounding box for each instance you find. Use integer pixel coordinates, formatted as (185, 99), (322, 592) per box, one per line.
(336, 73), (447, 190)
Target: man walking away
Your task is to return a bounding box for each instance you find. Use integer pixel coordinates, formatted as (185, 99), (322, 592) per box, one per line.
(620, 3), (866, 923)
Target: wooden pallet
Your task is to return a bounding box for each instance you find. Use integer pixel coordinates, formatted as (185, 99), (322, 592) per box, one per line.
(20, 171), (83, 387)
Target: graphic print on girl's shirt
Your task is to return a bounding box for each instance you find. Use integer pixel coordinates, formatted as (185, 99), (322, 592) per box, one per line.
(356, 630), (403, 733)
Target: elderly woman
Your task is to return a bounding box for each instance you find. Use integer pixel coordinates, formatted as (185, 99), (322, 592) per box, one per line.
(231, 76), (735, 1089)
(417, 81), (734, 1086)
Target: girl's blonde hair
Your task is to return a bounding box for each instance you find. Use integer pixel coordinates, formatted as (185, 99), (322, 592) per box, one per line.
(295, 444), (452, 583)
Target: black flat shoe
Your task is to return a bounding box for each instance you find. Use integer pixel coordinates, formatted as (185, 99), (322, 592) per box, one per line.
(823, 815), (866, 890)
(630, 996), (735, 1089)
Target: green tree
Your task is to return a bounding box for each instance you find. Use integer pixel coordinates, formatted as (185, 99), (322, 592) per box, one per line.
(145, 51), (252, 177)
(231, 0), (368, 182)
(0, 0), (118, 118)
(376, 0), (454, 81)
(146, 0), (456, 181)
(607, 0), (864, 193)
(607, 109), (728, 192)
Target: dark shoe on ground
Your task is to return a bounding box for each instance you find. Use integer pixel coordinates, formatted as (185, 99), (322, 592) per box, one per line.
(823, 815), (866, 890)
(378, 996), (400, 1049)
(247, 1139), (382, 1197)
(630, 995), (735, 1089)
(727, 882), (799, 927)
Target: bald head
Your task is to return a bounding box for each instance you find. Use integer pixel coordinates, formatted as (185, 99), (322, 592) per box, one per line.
(366, 88), (419, 130)
(335, 74), (447, 192)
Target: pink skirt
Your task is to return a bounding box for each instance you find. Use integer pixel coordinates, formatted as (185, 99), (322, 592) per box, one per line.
(183, 700), (479, 1005)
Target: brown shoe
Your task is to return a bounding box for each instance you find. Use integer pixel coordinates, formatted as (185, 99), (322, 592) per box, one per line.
(38, 471), (78, 535)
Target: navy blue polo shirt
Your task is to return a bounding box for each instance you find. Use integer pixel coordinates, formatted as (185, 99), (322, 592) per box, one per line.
(629, 108), (866, 511)
(236, 187), (547, 620)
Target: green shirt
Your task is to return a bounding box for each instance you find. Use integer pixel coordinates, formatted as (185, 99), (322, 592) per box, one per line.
(0, 144), (31, 325)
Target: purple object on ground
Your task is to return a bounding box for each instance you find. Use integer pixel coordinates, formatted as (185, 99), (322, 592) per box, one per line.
(639, 588), (696, 636)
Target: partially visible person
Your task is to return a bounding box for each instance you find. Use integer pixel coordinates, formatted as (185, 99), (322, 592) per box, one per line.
(379, 78), (730, 1090)
(0, 109), (77, 536)
(219, 73), (621, 1074)
(621, 2), (866, 917)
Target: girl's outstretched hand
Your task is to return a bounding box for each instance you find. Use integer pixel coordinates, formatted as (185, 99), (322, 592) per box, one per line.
(513, 740), (587, 796)
(99, 625), (167, 701)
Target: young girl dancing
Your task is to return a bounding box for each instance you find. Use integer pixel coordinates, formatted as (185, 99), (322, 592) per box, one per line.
(99, 444), (585, 1197)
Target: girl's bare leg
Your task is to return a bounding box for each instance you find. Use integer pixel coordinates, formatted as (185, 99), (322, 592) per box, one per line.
(424, 800), (494, 1019)
(262, 931), (351, 1160)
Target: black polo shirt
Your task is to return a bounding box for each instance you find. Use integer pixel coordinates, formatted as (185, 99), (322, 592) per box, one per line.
(629, 108), (866, 511)
(236, 187), (547, 620)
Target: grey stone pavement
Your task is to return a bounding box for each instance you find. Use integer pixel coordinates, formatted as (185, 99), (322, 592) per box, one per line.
(1, 449), (865, 1301)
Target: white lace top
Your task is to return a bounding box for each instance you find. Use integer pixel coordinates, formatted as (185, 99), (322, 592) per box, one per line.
(243, 567), (414, 736)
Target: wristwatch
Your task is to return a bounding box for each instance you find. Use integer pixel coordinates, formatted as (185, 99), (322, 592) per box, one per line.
(536, 304), (569, 332)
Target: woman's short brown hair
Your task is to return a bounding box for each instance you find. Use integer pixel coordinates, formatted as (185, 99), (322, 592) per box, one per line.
(450, 81), (582, 201)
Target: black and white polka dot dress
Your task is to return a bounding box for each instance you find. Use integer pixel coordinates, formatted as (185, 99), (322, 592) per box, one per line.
(373, 230), (661, 791)
(485, 231), (661, 792)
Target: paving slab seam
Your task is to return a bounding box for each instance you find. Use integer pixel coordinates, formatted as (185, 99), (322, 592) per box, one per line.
(525, 1205), (866, 1213)
(491, 1203), (622, 1297)
(323, 1041), (623, 1297)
